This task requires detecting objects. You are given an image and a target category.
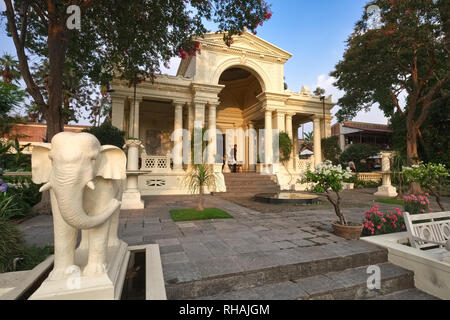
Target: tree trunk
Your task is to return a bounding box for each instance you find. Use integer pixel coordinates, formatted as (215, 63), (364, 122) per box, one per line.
(406, 120), (423, 194)
(45, 21), (71, 141)
(31, 190), (52, 215)
(197, 188), (204, 211)
(406, 121), (419, 164)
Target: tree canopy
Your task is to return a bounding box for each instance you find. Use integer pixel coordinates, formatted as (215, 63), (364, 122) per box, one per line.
(331, 0), (449, 163)
(3, 0), (272, 140)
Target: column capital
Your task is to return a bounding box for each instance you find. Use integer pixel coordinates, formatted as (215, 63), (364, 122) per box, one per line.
(172, 100), (186, 107)
(192, 100), (207, 107)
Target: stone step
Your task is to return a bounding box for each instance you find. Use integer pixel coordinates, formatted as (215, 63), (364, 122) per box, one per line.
(165, 245), (388, 299)
(196, 263), (418, 300)
(370, 288), (439, 300)
(222, 173), (280, 197)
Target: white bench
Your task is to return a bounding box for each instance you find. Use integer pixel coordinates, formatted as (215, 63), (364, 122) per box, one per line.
(404, 211), (450, 262)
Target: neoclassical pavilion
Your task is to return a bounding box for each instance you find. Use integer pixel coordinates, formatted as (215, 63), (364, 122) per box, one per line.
(110, 31), (334, 205)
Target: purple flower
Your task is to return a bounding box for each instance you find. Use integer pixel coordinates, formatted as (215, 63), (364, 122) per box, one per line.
(0, 183), (7, 193)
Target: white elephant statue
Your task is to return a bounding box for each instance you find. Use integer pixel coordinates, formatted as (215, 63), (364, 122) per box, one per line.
(32, 132), (127, 280)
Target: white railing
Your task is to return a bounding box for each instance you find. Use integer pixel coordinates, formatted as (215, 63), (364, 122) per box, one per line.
(356, 172), (382, 182)
(141, 153), (172, 173)
(296, 156), (314, 172)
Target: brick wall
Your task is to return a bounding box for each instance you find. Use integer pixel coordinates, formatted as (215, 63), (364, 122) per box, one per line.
(3, 123), (92, 144)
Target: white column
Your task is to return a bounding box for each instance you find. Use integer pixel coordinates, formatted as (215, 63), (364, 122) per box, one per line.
(247, 122), (256, 172)
(111, 96), (125, 130)
(264, 110), (273, 167)
(128, 99), (134, 137)
(193, 102), (205, 164)
(320, 118), (326, 140)
(313, 117), (322, 166)
(121, 140), (144, 210)
(173, 103), (184, 172)
(325, 117), (332, 138)
(208, 104), (217, 164)
(293, 123), (299, 172)
(274, 112), (285, 132)
(285, 114), (294, 170)
(194, 102), (205, 128)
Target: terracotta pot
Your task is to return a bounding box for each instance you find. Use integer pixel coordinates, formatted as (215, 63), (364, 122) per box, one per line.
(332, 222), (364, 240)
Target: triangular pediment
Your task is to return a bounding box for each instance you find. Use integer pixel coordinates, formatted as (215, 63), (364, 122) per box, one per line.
(199, 31), (292, 62)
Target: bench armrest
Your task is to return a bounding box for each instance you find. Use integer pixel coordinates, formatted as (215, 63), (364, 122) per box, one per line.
(412, 236), (450, 251)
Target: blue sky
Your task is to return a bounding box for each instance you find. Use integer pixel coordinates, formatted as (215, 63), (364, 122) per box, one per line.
(0, 0), (389, 128)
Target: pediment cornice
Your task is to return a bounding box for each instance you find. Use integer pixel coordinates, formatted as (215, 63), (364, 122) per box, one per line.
(199, 31), (292, 64)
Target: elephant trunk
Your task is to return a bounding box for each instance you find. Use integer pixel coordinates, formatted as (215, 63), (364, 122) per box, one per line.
(52, 182), (120, 230)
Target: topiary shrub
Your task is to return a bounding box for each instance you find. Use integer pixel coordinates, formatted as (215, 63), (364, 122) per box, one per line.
(0, 217), (24, 273)
(340, 143), (380, 172)
(279, 132), (293, 163)
(82, 121), (125, 148)
(321, 136), (341, 164)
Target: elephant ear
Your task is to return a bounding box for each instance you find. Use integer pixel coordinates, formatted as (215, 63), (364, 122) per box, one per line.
(32, 143), (52, 184)
(95, 145), (127, 180)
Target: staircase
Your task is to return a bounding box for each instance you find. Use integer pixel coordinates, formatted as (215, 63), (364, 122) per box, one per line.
(166, 247), (437, 300)
(218, 173), (281, 198)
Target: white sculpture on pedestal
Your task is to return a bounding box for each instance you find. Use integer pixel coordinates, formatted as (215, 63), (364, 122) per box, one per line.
(30, 132), (128, 299)
(374, 151), (398, 198)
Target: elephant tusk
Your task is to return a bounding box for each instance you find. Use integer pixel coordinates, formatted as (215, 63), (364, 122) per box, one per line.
(39, 182), (52, 192)
(86, 181), (95, 190)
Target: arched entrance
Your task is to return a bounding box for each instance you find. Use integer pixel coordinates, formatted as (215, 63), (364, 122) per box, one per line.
(216, 67), (264, 172)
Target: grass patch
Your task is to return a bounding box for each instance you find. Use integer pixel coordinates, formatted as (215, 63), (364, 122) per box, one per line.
(170, 208), (233, 222)
(376, 198), (404, 205)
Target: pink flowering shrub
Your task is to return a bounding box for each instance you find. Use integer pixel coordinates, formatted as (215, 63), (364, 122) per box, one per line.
(362, 205), (406, 236)
(403, 194), (431, 215)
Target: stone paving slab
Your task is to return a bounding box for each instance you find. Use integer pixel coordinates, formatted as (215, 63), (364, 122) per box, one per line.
(19, 194), (390, 290)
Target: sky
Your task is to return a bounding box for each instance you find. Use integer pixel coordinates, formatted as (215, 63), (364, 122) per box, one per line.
(0, 0), (390, 131)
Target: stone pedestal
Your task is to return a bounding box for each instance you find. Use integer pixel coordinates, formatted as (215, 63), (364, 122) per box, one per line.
(375, 151), (397, 198)
(223, 156), (231, 173)
(213, 164), (226, 193)
(30, 241), (129, 300)
(122, 140), (145, 209)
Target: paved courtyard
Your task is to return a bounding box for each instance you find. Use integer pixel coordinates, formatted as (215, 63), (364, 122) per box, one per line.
(19, 189), (446, 299)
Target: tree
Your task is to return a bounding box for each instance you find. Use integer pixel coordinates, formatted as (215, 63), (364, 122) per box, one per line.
(83, 122), (125, 149)
(331, 0), (449, 165)
(313, 87), (325, 97)
(3, 0), (272, 141)
(183, 164), (216, 211)
(321, 136), (341, 165)
(25, 59), (108, 126)
(340, 144), (380, 172)
(301, 161), (353, 226)
(300, 132), (314, 151)
(392, 83), (450, 167)
(0, 54), (20, 84)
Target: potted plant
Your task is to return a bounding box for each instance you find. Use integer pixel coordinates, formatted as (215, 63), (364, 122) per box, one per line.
(302, 160), (363, 239)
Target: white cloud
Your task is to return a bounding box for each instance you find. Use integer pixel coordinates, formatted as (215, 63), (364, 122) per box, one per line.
(159, 57), (181, 76)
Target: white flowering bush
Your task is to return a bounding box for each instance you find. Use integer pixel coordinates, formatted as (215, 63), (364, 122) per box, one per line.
(403, 162), (448, 211)
(301, 160), (353, 225)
